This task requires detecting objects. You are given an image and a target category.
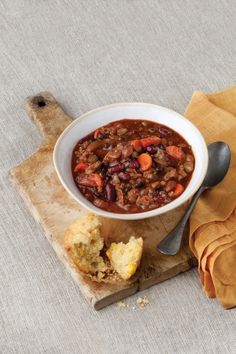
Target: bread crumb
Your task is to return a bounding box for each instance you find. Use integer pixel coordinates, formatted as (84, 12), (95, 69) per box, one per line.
(136, 296), (149, 309)
(116, 301), (128, 308)
(116, 296), (149, 309)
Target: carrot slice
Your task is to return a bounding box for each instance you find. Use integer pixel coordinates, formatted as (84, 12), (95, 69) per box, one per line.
(140, 136), (161, 147)
(74, 162), (87, 173)
(166, 146), (185, 160)
(137, 153), (152, 171)
(79, 173), (103, 191)
(172, 183), (184, 197)
(131, 140), (143, 152)
(94, 129), (100, 139)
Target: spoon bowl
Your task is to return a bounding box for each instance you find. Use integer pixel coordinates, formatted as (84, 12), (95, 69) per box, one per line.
(203, 142), (231, 188)
(157, 141), (231, 256)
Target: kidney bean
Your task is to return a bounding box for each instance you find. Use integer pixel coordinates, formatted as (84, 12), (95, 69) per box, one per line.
(129, 159), (140, 169)
(118, 172), (131, 182)
(156, 195), (165, 204)
(105, 183), (117, 202)
(108, 163), (125, 174)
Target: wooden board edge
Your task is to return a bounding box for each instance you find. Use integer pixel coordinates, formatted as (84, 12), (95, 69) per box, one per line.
(94, 282), (139, 310)
(139, 256), (197, 291)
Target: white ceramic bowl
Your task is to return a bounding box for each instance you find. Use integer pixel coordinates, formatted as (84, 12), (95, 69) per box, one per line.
(53, 103), (208, 220)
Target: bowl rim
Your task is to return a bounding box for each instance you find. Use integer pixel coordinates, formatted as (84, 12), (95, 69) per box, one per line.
(53, 102), (208, 220)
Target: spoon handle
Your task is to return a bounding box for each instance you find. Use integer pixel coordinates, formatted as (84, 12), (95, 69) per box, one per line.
(157, 186), (207, 255)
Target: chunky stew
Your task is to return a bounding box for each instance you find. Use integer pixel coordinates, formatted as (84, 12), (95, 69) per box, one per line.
(72, 119), (195, 213)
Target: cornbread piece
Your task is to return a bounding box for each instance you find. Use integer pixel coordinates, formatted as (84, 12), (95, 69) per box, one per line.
(64, 213), (109, 274)
(64, 213), (143, 282)
(106, 236), (143, 280)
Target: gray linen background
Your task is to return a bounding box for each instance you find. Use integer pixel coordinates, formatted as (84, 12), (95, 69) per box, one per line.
(0, 0), (236, 353)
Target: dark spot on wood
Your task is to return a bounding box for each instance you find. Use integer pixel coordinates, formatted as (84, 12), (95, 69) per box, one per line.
(38, 100), (46, 107)
(141, 264), (157, 279)
(32, 95), (47, 108)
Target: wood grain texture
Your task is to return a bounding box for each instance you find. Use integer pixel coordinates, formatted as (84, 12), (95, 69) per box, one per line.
(9, 92), (196, 309)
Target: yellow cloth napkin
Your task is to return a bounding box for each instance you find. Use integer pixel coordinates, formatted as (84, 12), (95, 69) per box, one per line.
(185, 87), (236, 309)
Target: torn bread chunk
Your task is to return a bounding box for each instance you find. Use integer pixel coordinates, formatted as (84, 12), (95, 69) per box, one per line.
(106, 236), (143, 280)
(64, 213), (109, 274)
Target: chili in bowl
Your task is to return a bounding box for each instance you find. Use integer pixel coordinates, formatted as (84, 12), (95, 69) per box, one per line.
(53, 103), (208, 220)
(72, 119), (195, 214)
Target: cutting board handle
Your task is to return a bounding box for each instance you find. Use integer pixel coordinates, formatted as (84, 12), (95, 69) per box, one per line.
(25, 91), (72, 144)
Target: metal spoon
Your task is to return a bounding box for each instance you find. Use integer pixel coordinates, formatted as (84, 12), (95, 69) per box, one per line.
(157, 142), (231, 256)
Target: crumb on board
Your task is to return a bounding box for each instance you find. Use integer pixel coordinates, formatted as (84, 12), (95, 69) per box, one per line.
(116, 295), (150, 309)
(136, 296), (149, 309)
(116, 301), (128, 308)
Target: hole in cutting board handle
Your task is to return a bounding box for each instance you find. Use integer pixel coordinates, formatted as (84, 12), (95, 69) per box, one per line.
(38, 100), (46, 107)
(32, 95), (47, 108)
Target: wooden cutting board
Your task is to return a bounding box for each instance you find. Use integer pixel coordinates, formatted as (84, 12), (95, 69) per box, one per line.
(9, 92), (196, 310)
